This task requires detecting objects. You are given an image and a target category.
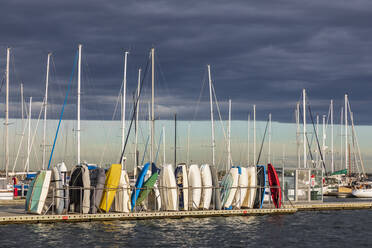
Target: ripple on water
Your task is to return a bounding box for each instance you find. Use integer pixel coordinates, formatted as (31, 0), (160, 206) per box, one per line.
(1, 210), (372, 247)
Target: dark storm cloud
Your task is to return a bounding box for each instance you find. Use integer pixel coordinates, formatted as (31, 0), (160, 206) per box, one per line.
(1, 0), (372, 123)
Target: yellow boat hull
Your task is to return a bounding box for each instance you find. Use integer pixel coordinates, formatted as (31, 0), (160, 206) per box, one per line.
(99, 164), (122, 212)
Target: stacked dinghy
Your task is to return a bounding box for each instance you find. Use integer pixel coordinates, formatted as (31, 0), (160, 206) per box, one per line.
(175, 163), (189, 211)
(113, 169), (131, 213)
(90, 167), (106, 214)
(69, 164), (91, 214)
(99, 164), (122, 212)
(200, 164), (213, 210)
(221, 167), (240, 209)
(188, 164), (202, 210)
(160, 164), (178, 211)
(242, 166), (257, 208)
(233, 167), (248, 209)
(25, 170), (52, 215)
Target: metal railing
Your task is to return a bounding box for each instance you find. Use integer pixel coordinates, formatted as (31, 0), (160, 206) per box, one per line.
(40, 184), (288, 215)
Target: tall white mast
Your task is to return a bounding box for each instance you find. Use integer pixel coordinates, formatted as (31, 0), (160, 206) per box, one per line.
(163, 125), (166, 164)
(303, 89), (307, 168)
(207, 65), (215, 166)
(296, 102), (300, 168)
(228, 99), (232, 170)
(148, 102), (151, 162)
(42, 53), (51, 170)
(247, 114), (250, 165)
(348, 102), (366, 177)
(5, 48), (10, 178)
(340, 107), (343, 171)
(27, 97), (32, 173)
(316, 115), (319, 167)
(322, 114), (326, 169)
(134, 68), (141, 175)
(345, 94), (348, 170)
(253, 104), (256, 165)
(187, 123), (190, 165)
(268, 113), (272, 164)
(121, 51), (128, 168)
(21, 83), (24, 132)
(151, 48), (155, 164)
(331, 100), (334, 173)
(21, 83), (24, 169)
(77, 44), (82, 165)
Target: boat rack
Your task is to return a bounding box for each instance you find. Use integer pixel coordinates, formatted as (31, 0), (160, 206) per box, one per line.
(41, 184), (284, 215)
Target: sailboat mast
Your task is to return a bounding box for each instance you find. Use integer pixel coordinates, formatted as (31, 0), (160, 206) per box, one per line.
(340, 107), (343, 171)
(148, 102), (151, 162)
(344, 94), (348, 170)
(42, 53), (51, 170)
(303, 89), (307, 168)
(348, 102), (366, 177)
(331, 100), (334, 173)
(174, 114), (177, 166)
(163, 125), (166, 165)
(122, 51), (128, 168)
(77, 44), (82, 165)
(27, 97), (32, 173)
(247, 114), (250, 165)
(322, 114), (326, 169)
(187, 123), (190, 165)
(228, 99), (231, 170)
(151, 48), (155, 164)
(134, 68), (141, 172)
(21, 83), (24, 169)
(5, 48), (10, 178)
(296, 102), (300, 168)
(207, 65), (215, 166)
(316, 115), (319, 167)
(253, 104), (256, 165)
(268, 113), (272, 164)
(21, 83), (24, 130)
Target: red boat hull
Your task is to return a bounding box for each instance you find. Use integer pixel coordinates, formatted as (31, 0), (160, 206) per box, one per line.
(267, 163), (282, 208)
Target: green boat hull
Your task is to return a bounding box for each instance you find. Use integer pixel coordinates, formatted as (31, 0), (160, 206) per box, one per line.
(136, 173), (159, 205)
(29, 171), (46, 213)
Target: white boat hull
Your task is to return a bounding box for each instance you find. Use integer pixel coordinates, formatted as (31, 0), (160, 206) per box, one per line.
(352, 189), (372, 198)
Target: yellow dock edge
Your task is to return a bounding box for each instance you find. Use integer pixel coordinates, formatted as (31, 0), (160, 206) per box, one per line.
(0, 208), (296, 225)
(292, 202), (372, 211)
(1, 202), (372, 225)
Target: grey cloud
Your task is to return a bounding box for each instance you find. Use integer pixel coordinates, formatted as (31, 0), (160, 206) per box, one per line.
(0, 0), (372, 124)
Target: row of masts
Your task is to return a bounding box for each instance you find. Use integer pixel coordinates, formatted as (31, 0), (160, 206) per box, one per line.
(2, 46), (365, 178)
(296, 89), (365, 176)
(3, 45), (273, 177)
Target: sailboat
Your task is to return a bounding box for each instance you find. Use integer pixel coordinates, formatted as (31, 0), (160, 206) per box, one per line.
(0, 48), (13, 200)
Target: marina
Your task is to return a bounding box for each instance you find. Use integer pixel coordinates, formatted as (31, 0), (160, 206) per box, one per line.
(3, 1), (372, 247)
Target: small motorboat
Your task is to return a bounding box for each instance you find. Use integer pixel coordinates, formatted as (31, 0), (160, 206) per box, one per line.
(352, 182), (372, 198)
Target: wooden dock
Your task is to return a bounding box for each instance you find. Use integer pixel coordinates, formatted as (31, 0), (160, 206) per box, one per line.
(291, 202), (372, 211)
(0, 201), (372, 225)
(0, 208), (296, 224)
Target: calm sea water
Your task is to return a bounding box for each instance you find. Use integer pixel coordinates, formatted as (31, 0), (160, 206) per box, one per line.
(1, 201), (372, 247)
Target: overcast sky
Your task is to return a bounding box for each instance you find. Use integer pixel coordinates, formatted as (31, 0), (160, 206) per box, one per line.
(1, 0), (372, 124)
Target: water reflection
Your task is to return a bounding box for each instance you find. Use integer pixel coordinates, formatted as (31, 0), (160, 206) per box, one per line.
(2, 210), (372, 247)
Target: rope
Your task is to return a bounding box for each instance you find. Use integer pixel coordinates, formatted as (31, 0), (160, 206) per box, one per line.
(0, 73), (5, 93)
(192, 70), (207, 121)
(12, 118), (29, 173)
(308, 104), (327, 174)
(119, 53), (150, 164)
(154, 127), (163, 164)
(47, 51), (79, 170)
(23, 98), (45, 172)
(141, 136), (150, 166)
(256, 116), (269, 165)
(99, 85), (122, 165)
